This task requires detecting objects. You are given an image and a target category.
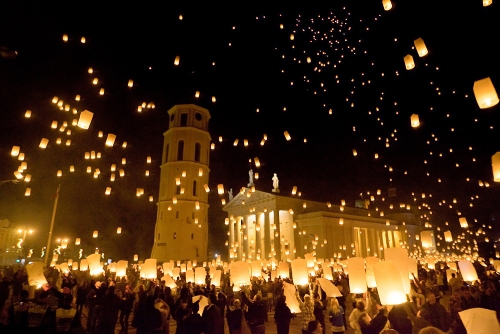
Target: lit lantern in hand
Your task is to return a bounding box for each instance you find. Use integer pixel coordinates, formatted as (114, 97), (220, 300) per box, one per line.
(373, 261), (407, 305)
(291, 259), (308, 285)
(458, 261), (478, 282)
(347, 257), (367, 294)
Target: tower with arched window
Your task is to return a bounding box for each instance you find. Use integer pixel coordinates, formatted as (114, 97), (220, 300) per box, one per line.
(151, 104), (211, 262)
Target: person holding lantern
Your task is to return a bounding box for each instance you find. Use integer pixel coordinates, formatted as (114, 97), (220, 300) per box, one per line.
(419, 291), (450, 332)
(357, 304), (389, 334)
(296, 291), (316, 334)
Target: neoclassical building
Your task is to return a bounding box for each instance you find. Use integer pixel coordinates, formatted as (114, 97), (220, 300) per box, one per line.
(223, 178), (423, 262)
(151, 104), (211, 262)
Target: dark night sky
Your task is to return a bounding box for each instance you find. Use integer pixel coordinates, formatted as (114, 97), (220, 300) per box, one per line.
(0, 1), (499, 262)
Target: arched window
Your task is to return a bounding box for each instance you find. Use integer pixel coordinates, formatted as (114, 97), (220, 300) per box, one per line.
(194, 143), (201, 162)
(177, 140), (184, 160)
(193, 180), (197, 196)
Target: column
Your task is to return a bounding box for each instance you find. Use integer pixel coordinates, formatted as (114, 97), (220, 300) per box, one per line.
(273, 211), (282, 261)
(258, 212), (265, 258)
(243, 216), (249, 259)
(236, 217), (242, 260)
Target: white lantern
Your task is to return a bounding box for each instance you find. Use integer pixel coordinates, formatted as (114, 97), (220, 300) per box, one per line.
(80, 259), (88, 271)
(347, 257), (367, 294)
(39, 138), (49, 149)
(382, 0), (392, 10)
(278, 261), (290, 278)
(458, 261), (478, 282)
(251, 260), (262, 277)
(291, 259), (308, 285)
(116, 260), (128, 277)
(212, 270), (222, 287)
(195, 267), (206, 284)
(373, 261), (407, 305)
(404, 55), (415, 70)
(414, 38), (428, 57)
(11, 146), (20, 156)
(230, 261), (251, 286)
(93, 230), (98, 238)
(459, 308), (500, 334)
(185, 269), (194, 282)
(140, 258), (157, 279)
(444, 230), (453, 242)
(384, 248), (411, 294)
(87, 254), (103, 276)
(492, 152), (500, 182)
(473, 77), (499, 109)
(117, 227), (122, 234)
(365, 257), (380, 288)
(105, 134), (116, 147)
(420, 230), (436, 250)
(77, 110), (94, 129)
(26, 262), (48, 287)
(459, 217), (468, 228)
(410, 114), (420, 128)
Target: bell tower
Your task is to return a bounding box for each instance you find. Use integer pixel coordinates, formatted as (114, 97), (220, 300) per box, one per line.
(151, 104), (210, 262)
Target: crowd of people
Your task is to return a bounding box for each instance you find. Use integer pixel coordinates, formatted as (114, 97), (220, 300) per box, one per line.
(0, 261), (499, 334)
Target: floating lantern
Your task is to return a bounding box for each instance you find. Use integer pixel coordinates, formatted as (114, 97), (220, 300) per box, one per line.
(384, 248), (411, 294)
(75, 95), (80, 101)
(140, 258), (157, 279)
(492, 152), (500, 182)
(365, 257), (380, 288)
(117, 227), (121, 234)
(122, 158), (126, 165)
(80, 259), (88, 271)
(290, 33), (294, 40)
(382, 0), (392, 10)
(212, 96), (216, 103)
(105, 134), (116, 147)
(25, 110), (31, 118)
(57, 170), (62, 177)
(87, 254), (103, 276)
(25, 188), (31, 196)
(420, 231), (435, 250)
(347, 257), (367, 294)
(195, 267), (206, 284)
(444, 230), (453, 242)
(217, 184), (224, 195)
(80, 37), (86, 43)
(404, 55), (415, 70)
(291, 259), (308, 285)
(414, 38), (428, 57)
(39, 138), (49, 148)
(75, 238), (80, 245)
(128, 79), (134, 87)
(458, 261), (478, 282)
(292, 186), (297, 195)
(77, 110), (94, 129)
(459, 217), (468, 228)
(116, 260), (128, 277)
(410, 114), (420, 128)
(119, 169), (125, 177)
(174, 56), (180, 65)
(251, 260), (262, 277)
(134, 254), (138, 261)
(195, 201), (200, 210)
(62, 34), (68, 42)
(278, 262), (289, 278)
(459, 308), (500, 334)
(26, 262), (48, 287)
(70, 166), (75, 172)
(254, 157), (260, 167)
(195, 91), (200, 98)
(284, 131), (291, 141)
(93, 230), (98, 238)
(18, 153), (24, 161)
(11, 146), (20, 156)
(147, 156), (151, 163)
(473, 77), (499, 109)
(86, 167), (92, 173)
(373, 261), (406, 305)
(483, 0), (493, 6)
(13, 171), (23, 180)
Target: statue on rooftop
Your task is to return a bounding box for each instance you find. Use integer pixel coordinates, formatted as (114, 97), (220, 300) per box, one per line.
(272, 173), (279, 192)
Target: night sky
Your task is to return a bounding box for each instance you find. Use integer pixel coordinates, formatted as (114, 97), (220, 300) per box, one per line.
(0, 1), (499, 262)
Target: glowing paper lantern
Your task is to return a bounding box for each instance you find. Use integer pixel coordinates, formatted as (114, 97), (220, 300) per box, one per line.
(410, 114), (420, 128)
(414, 38), (428, 57)
(278, 261), (290, 278)
(133, 254), (138, 261)
(420, 230), (436, 249)
(459, 308), (500, 334)
(365, 257), (380, 288)
(185, 269), (194, 282)
(212, 270), (222, 287)
(11, 146), (20, 156)
(39, 138), (49, 148)
(217, 184), (224, 195)
(382, 0), (392, 10)
(473, 77), (499, 109)
(304, 253), (315, 267)
(25, 110), (31, 118)
(77, 110), (94, 129)
(458, 261), (478, 282)
(26, 262), (48, 287)
(105, 187), (111, 195)
(492, 152), (500, 182)
(87, 254), (103, 276)
(24, 188), (31, 196)
(174, 56), (180, 65)
(284, 131), (291, 141)
(251, 260), (262, 277)
(105, 134), (116, 147)
(384, 248), (411, 294)
(230, 261), (251, 286)
(404, 55), (415, 70)
(116, 260), (128, 276)
(194, 267), (206, 284)
(347, 257), (367, 294)
(283, 282), (301, 313)
(291, 258), (308, 285)
(373, 261), (406, 305)
(444, 230), (453, 242)
(140, 258), (157, 279)
(317, 278), (342, 297)
(459, 217), (468, 228)
(117, 227), (122, 234)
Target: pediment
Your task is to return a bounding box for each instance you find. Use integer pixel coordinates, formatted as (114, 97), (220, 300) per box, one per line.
(222, 189), (276, 211)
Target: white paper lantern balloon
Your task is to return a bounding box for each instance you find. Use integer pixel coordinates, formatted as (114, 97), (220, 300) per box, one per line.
(291, 258), (308, 285)
(365, 257), (380, 288)
(373, 261), (407, 305)
(116, 260), (128, 277)
(384, 248), (411, 294)
(26, 262), (47, 287)
(347, 257), (367, 294)
(458, 261), (478, 282)
(195, 267), (206, 285)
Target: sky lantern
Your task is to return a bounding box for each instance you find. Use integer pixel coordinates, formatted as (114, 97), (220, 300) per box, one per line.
(18, 153), (24, 161)
(291, 259), (309, 285)
(284, 131), (291, 141)
(13, 171), (23, 180)
(51, 121), (58, 129)
(116, 260), (128, 277)
(365, 256), (380, 288)
(77, 110), (94, 129)
(93, 230), (98, 238)
(491, 152), (500, 182)
(483, 0), (493, 6)
(99, 88), (105, 95)
(128, 79), (134, 87)
(87, 254), (103, 276)
(473, 77), (499, 108)
(459, 308), (500, 334)
(251, 260), (262, 277)
(80, 259), (88, 271)
(373, 261), (406, 305)
(195, 201), (200, 210)
(174, 56), (180, 65)
(70, 166), (75, 172)
(414, 38), (428, 57)
(25, 110), (31, 118)
(26, 262), (48, 287)
(195, 267), (206, 284)
(105, 187), (111, 195)
(62, 34), (68, 42)
(75, 238), (80, 245)
(384, 248), (411, 294)
(410, 114), (420, 127)
(420, 231), (436, 250)
(57, 170), (62, 177)
(212, 96), (216, 103)
(195, 91), (200, 98)
(11, 146), (20, 156)
(25, 188), (31, 196)
(444, 230), (453, 242)
(75, 95), (80, 101)
(39, 138), (49, 148)
(404, 55), (415, 70)
(217, 184), (224, 195)
(459, 217), (468, 228)
(147, 156), (152, 163)
(347, 257), (367, 294)
(80, 37), (86, 43)
(278, 261), (289, 278)
(134, 254), (138, 261)
(254, 157), (261, 167)
(140, 258), (157, 279)
(290, 33), (294, 40)
(382, 0), (392, 10)
(458, 260), (478, 282)
(105, 134), (116, 147)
